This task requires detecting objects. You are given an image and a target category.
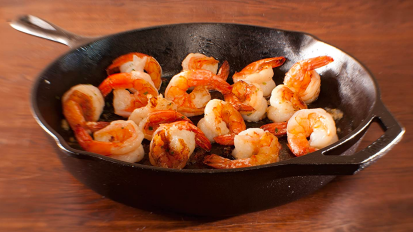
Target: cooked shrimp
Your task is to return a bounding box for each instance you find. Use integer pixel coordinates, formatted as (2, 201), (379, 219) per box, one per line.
(287, 108), (338, 156)
(74, 120), (145, 163)
(182, 53), (219, 74)
(197, 99), (246, 145)
(140, 110), (192, 140)
(225, 80), (268, 122)
(232, 57), (286, 96)
(62, 84), (108, 133)
(284, 56), (334, 103)
(149, 121), (211, 169)
(203, 128), (281, 169)
(106, 52), (162, 89)
(164, 69), (232, 116)
(267, 84), (307, 123)
(128, 94), (177, 127)
(98, 72), (158, 117)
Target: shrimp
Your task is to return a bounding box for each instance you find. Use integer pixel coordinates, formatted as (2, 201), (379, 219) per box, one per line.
(203, 128), (281, 169)
(182, 53), (219, 74)
(62, 84), (108, 133)
(106, 52), (162, 89)
(140, 110), (192, 140)
(197, 99), (246, 145)
(128, 94), (177, 127)
(74, 120), (145, 163)
(98, 72), (158, 117)
(287, 108), (338, 157)
(225, 80), (268, 122)
(232, 57), (286, 97)
(164, 69), (232, 117)
(266, 84), (307, 123)
(149, 121), (211, 169)
(284, 56), (334, 103)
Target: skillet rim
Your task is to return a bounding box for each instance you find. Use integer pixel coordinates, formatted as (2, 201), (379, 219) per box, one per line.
(30, 22), (381, 174)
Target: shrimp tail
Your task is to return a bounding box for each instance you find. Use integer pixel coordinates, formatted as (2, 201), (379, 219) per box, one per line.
(305, 56), (334, 70)
(203, 154), (250, 169)
(260, 122), (288, 137)
(73, 125), (112, 156)
(147, 110), (192, 124)
(217, 60), (230, 81)
(260, 56), (287, 70)
(214, 133), (236, 145)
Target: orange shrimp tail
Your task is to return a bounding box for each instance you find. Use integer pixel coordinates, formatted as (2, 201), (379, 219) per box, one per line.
(260, 122), (287, 137)
(305, 56), (334, 70)
(258, 57), (287, 70)
(73, 125), (112, 156)
(147, 110), (193, 125)
(203, 154), (251, 169)
(188, 70), (232, 94)
(214, 133), (236, 145)
(217, 60), (230, 81)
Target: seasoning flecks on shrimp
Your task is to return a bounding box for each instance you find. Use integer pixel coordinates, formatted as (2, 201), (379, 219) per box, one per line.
(98, 72), (158, 117)
(284, 56), (334, 104)
(106, 52), (162, 89)
(164, 69), (232, 117)
(62, 84), (109, 133)
(149, 121), (211, 169)
(140, 110), (192, 140)
(74, 120), (145, 163)
(266, 84), (307, 123)
(287, 108), (338, 157)
(225, 80), (268, 122)
(232, 57), (286, 97)
(203, 128), (281, 169)
(197, 99), (246, 145)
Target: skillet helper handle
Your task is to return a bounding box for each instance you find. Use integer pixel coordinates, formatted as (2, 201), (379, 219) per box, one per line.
(288, 102), (405, 176)
(9, 15), (97, 48)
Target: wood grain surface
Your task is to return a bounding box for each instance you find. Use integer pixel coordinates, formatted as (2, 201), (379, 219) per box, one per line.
(1, 0), (412, 231)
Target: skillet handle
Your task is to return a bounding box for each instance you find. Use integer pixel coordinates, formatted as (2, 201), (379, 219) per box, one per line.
(9, 15), (98, 48)
(284, 102), (405, 176)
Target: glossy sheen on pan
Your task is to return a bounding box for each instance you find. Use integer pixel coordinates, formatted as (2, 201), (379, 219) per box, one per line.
(27, 22), (404, 216)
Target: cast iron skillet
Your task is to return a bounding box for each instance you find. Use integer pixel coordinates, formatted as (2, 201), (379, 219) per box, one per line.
(11, 15), (405, 216)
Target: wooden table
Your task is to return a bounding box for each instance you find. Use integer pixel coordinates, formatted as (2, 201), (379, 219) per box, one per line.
(1, 0), (412, 231)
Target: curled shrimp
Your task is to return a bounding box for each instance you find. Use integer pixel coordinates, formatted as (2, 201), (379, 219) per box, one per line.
(128, 94), (177, 127)
(197, 99), (246, 145)
(182, 53), (219, 74)
(203, 128), (281, 169)
(232, 57), (286, 96)
(74, 120), (145, 163)
(62, 84), (109, 133)
(284, 56), (334, 103)
(164, 69), (232, 117)
(140, 110), (192, 140)
(149, 121), (211, 169)
(106, 52), (162, 89)
(287, 108), (338, 156)
(266, 84), (307, 123)
(224, 80), (267, 122)
(98, 72), (158, 117)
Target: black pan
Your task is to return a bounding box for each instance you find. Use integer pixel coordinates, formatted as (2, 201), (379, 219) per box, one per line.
(11, 15), (405, 216)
